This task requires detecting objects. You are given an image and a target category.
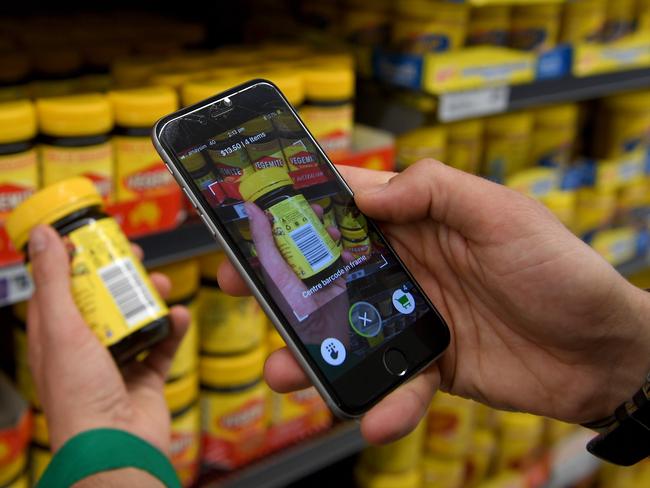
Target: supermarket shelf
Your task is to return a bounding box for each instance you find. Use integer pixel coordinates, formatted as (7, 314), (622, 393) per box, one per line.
(508, 68), (650, 112)
(358, 68), (650, 131)
(200, 422), (365, 488)
(135, 221), (218, 268)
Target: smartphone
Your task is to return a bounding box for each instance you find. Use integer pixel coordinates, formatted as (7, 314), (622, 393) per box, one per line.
(152, 79), (450, 418)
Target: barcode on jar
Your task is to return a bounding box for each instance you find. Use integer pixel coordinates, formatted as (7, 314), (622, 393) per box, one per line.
(289, 223), (333, 272)
(98, 258), (160, 327)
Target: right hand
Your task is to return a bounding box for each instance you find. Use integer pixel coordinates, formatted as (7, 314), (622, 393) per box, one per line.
(219, 160), (650, 443)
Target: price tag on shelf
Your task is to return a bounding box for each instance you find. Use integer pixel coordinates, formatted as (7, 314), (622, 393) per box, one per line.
(0, 264), (32, 307)
(438, 85), (510, 122)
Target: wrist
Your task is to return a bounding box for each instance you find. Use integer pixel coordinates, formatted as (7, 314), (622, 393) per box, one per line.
(583, 284), (650, 423)
(73, 468), (164, 488)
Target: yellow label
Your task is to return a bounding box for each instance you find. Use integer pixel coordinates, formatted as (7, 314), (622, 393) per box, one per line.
(29, 445), (51, 487)
(591, 227), (639, 266)
(66, 218), (168, 347)
(41, 142), (113, 199)
(426, 394), (475, 458)
(199, 290), (265, 355)
(170, 403), (201, 486)
(114, 136), (175, 202)
(268, 194), (341, 280)
(0, 450), (26, 487)
(0, 149), (38, 221)
(200, 382), (268, 469)
(300, 104), (353, 158)
(422, 456), (465, 488)
(446, 134), (481, 174)
(168, 301), (198, 380)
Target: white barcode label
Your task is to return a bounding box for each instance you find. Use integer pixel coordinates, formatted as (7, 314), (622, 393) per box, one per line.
(290, 223), (333, 272)
(98, 258), (160, 327)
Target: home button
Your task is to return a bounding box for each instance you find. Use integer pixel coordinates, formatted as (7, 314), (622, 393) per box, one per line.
(383, 348), (408, 377)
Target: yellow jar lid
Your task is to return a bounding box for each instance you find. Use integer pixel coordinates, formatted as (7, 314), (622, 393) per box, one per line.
(258, 71), (304, 107)
(239, 167), (293, 203)
(181, 76), (249, 107)
(303, 66), (355, 102)
(6, 177), (102, 251)
(267, 327), (285, 353)
(164, 371), (199, 413)
(32, 409), (49, 446)
(200, 345), (266, 388)
(36, 94), (113, 137)
(152, 259), (200, 303)
(149, 70), (197, 90)
(199, 251), (227, 280)
(0, 100), (36, 144)
(109, 87), (178, 128)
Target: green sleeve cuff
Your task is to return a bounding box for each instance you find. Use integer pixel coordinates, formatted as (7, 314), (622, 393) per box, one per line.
(36, 428), (181, 488)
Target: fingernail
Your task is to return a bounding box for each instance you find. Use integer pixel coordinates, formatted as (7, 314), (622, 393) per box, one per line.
(29, 226), (49, 257)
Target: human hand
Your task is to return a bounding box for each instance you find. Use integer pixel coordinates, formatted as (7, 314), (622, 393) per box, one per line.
(244, 201), (352, 346)
(220, 161), (650, 444)
(27, 225), (190, 454)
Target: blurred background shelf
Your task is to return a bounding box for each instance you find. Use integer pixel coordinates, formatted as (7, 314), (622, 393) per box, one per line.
(199, 422), (365, 488)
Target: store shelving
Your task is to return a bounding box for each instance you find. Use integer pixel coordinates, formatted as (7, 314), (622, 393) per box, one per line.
(358, 67), (650, 130)
(199, 422), (365, 488)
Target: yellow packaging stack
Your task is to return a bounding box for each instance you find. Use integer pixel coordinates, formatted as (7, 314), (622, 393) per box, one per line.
(36, 94), (114, 200)
(396, 126), (447, 171)
(392, 0), (470, 54)
(494, 412), (544, 473)
(446, 119), (483, 174)
(0, 101), (39, 231)
(266, 328), (332, 451)
(531, 104), (580, 167)
(561, 0), (608, 44)
(510, 3), (562, 53)
(596, 89), (650, 159)
(603, 0), (637, 41)
(467, 6), (511, 47)
(483, 112), (534, 182)
(200, 345), (269, 470)
(300, 63), (355, 160)
(426, 393), (475, 459)
(109, 87), (179, 202)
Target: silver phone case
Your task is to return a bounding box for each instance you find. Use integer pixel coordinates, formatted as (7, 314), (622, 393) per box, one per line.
(152, 81), (438, 419)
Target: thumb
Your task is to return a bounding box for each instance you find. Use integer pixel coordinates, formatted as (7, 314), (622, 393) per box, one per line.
(353, 159), (519, 240)
(29, 225), (82, 327)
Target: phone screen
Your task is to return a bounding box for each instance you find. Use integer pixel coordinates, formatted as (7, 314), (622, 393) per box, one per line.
(157, 81), (448, 414)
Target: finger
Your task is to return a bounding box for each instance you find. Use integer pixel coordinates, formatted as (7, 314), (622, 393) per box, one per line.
(139, 305), (191, 381)
(217, 259), (252, 296)
(246, 202), (308, 294)
(131, 244), (144, 261)
(264, 347), (311, 393)
(360, 364), (440, 444)
(26, 298), (42, 379)
(150, 272), (172, 300)
(28, 226), (85, 336)
(310, 204), (323, 220)
(327, 226), (341, 242)
(341, 250), (354, 264)
(353, 159), (520, 239)
(336, 165), (395, 194)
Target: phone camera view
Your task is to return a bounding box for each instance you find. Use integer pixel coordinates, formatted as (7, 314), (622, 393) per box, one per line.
(172, 86), (430, 380)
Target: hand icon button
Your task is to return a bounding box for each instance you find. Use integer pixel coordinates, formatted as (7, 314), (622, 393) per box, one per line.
(320, 338), (346, 366)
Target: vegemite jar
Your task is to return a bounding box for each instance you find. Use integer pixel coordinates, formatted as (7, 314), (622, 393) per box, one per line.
(6, 177), (171, 364)
(239, 167), (342, 287)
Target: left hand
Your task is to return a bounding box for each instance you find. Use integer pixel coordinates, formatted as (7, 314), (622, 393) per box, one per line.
(27, 225), (190, 454)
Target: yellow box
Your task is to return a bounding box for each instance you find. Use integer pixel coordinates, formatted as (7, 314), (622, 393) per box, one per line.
(423, 47), (535, 94)
(574, 33), (650, 77)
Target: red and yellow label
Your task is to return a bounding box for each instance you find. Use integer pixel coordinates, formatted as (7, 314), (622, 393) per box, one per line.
(64, 218), (168, 347)
(200, 382), (268, 469)
(29, 445), (51, 487)
(13, 327), (39, 408)
(300, 104), (353, 160)
(114, 136), (176, 202)
(170, 403), (201, 487)
(0, 411), (30, 487)
(426, 394), (474, 458)
(0, 149), (38, 221)
(41, 142), (113, 200)
(268, 387), (331, 451)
